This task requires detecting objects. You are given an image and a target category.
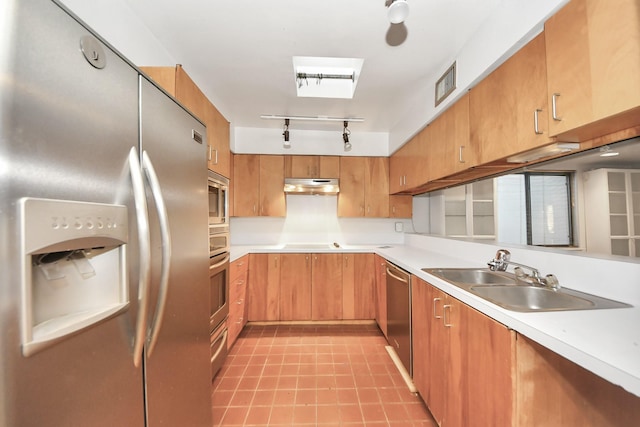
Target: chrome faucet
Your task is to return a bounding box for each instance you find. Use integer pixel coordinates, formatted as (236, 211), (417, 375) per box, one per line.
(488, 249), (560, 290)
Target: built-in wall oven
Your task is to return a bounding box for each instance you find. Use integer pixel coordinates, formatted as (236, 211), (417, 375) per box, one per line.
(209, 251), (229, 380)
(208, 170), (230, 380)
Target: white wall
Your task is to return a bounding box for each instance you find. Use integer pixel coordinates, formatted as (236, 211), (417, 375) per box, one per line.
(230, 195), (412, 246)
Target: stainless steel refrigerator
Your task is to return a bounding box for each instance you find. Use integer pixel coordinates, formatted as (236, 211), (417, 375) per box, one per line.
(0, 0), (213, 425)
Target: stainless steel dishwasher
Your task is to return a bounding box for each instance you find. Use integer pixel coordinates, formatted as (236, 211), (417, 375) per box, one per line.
(386, 261), (412, 376)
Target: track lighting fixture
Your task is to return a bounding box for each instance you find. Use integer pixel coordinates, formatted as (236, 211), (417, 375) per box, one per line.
(343, 121), (352, 152)
(282, 119), (290, 148)
(387, 0), (409, 24)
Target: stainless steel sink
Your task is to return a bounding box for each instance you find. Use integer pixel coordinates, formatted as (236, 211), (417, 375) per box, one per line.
(423, 268), (631, 312)
(469, 285), (596, 312)
(423, 268), (516, 287)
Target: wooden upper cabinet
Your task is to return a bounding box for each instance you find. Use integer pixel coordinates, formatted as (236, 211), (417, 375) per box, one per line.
(338, 157), (389, 217)
(429, 93), (474, 181)
(390, 130), (430, 194)
(233, 155), (285, 217)
(390, 195), (412, 218)
(233, 154), (260, 216)
(338, 157), (366, 216)
(470, 32), (552, 164)
(284, 155), (340, 178)
(140, 65), (230, 177)
(259, 155), (286, 216)
(545, 0), (640, 139)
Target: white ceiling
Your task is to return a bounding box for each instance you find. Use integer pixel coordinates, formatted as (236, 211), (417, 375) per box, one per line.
(120, 0), (505, 133)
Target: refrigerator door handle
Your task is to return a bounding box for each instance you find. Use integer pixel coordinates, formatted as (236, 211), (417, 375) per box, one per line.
(129, 147), (152, 367)
(142, 151), (172, 356)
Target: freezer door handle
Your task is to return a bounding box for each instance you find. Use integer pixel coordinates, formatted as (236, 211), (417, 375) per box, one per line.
(142, 151), (172, 356)
(129, 147), (151, 367)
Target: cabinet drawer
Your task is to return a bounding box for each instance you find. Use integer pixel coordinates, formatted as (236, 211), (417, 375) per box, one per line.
(230, 255), (249, 282)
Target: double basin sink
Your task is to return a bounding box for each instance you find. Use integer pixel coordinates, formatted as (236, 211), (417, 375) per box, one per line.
(422, 268), (631, 312)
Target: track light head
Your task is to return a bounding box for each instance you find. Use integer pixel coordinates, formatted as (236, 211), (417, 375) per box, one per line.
(282, 119), (290, 148)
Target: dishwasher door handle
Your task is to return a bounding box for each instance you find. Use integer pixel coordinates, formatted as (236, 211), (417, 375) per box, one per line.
(386, 267), (409, 283)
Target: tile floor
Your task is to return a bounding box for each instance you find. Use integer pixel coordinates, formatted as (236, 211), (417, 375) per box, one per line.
(212, 323), (437, 426)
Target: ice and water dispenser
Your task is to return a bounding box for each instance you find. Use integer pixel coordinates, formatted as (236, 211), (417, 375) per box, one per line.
(20, 198), (129, 356)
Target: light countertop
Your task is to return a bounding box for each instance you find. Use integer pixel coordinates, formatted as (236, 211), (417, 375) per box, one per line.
(230, 243), (640, 397)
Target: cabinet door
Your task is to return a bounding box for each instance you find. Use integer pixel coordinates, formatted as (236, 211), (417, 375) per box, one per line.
(516, 335), (640, 427)
(390, 131), (429, 193)
(259, 155), (286, 216)
(365, 157), (390, 217)
(279, 253), (312, 320)
(233, 154), (260, 216)
(246, 254), (280, 321)
(205, 102), (230, 178)
(319, 156), (340, 178)
(411, 277), (431, 401)
(429, 93), (474, 180)
(390, 195), (412, 218)
(338, 157), (365, 217)
(471, 33), (551, 164)
(428, 286), (464, 427)
(545, 0), (640, 137)
(461, 303), (514, 427)
(311, 253), (343, 320)
(342, 254), (376, 320)
(285, 155), (317, 178)
(374, 255), (387, 337)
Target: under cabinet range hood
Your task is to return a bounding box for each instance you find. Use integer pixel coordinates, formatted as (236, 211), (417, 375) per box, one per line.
(284, 178), (340, 195)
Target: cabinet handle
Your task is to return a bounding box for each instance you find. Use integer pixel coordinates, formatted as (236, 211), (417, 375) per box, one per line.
(403, 175), (407, 186)
(344, 255), (349, 267)
(433, 298), (442, 319)
(534, 109), (544, 134)
(458, 145), (465, 163)
(252, 204), (256, 214)
(207, 145), (212, 161)
(552, 93), (562, 121)
(392, 206), (396, 214)
(213, 148), (218, 165)
(236, 317), (243, 324)
(443, 304), (452, 327)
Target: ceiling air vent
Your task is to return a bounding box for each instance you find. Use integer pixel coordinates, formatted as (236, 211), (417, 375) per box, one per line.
(435, 62), (456, 106)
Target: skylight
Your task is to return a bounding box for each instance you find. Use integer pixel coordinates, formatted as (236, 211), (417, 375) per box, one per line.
(292, 56), (364, 99)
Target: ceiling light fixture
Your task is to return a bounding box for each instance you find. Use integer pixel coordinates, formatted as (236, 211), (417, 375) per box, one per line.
(343, 121), (352, 152)
(261, 115), (365, 123)
(282, 119), (290, 148)
(296, 72), (356, 88)
(506, 143), (580, 163)
(387, 0), (410, 24)
(599, 146), (620, 157)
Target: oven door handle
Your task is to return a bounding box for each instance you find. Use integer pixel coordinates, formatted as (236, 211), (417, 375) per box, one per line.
(210, 254), (230, 270)
(211, 329), (228, 363)
(142, 151), (172, 357)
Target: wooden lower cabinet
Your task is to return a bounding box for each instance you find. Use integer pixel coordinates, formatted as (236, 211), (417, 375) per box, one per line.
(246, 254), (280, 321)
(246, 252), (376, 323)
(412, 277), (514, 427)
(414, 277), (640, 427)
(342, 253), (376, 320)
(228, 255), (249, 348)
(311, 253), (343, 320)
(279, 253), (312, 320)
(516, 335), (640, 427)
